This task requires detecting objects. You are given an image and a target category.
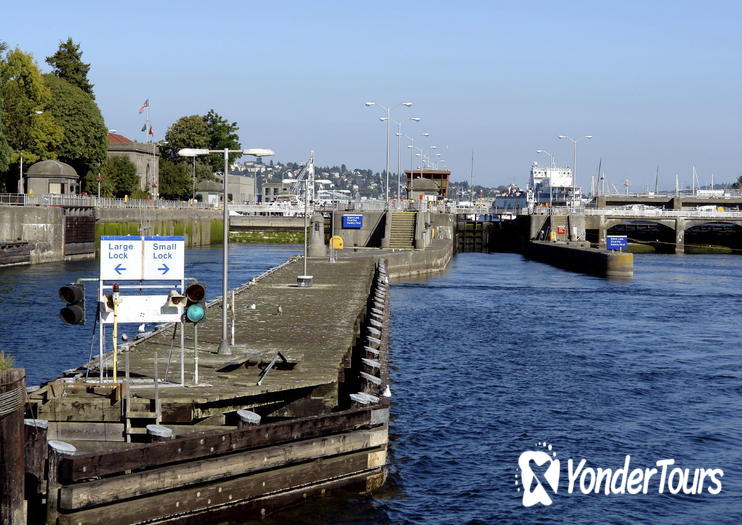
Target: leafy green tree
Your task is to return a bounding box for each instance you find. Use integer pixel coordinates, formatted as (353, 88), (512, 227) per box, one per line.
(102, 156), (138, 197)
(161, 115), (210, 162)
(43, 74), (107, 191)
(203, 109), (240, 173)
(45, 38), (94, 97)
(0, 42), (10, 173)
(82, 170), (115, 197)
(158, 159), (193, 200)
(0, 47), (64, 190)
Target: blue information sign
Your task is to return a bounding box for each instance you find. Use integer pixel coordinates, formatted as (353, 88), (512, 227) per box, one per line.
(342, 214), (364, 229)
(606, 235), (628, 250)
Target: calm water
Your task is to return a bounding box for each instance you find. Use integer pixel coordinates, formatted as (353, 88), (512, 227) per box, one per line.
(2, 249), (740, 523)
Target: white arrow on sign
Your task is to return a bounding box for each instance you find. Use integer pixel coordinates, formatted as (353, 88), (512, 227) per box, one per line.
(143, 236), (185, 280)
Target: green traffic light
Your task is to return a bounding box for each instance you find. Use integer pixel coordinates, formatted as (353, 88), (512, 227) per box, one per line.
(185, 303), (206, 323)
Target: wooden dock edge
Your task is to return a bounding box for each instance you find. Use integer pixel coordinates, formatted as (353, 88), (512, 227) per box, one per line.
(32, 259), (394, 524)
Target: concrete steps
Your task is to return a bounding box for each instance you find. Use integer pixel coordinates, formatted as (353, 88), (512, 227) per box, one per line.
(389, 212), (416, 249)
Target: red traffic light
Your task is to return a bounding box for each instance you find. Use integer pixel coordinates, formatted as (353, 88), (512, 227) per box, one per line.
(185, 283), (205, 302)
(59, 285), (84, 304)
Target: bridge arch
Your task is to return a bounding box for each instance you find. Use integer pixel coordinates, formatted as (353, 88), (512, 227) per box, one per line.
(606, 220), (676, 253)
(684, 221), (742, 253)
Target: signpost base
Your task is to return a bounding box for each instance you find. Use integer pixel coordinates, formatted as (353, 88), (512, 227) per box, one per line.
(217, 340), (232, 356)
(296, 275), (313, 287)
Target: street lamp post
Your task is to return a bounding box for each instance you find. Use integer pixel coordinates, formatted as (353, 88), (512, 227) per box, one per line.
(536, 149), (556, 210)
(179, 147), (274, 355)
(391, 117), (421, 206)
(365, 101), (412, 207)
(283, 170), (331, 285)
(558, 135), (592, 209)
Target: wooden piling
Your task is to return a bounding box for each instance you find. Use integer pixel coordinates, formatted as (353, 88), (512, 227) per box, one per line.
(0, 369), (26, 525)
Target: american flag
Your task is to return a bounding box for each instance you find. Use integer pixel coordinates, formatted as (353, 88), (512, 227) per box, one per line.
(138, 99), (150, 114)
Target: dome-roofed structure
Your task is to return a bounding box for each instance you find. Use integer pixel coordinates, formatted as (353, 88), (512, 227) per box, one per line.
(26, 160), (79, 195)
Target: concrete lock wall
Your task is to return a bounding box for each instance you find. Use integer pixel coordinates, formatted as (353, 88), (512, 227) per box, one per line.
(0, 206), (65, 263)
(96, 208), (223, 248)
(332, 211), (386, 248)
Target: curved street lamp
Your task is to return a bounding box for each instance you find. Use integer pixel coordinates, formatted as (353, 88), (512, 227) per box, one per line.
(365, 101), (413, 206)
(178, 146), (275, 355)
(558, 135), (592, 209)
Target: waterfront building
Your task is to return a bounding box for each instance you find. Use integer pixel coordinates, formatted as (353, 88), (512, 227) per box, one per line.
(106, 132), (160, 195)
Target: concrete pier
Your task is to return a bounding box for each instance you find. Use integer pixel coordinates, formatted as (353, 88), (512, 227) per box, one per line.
(525, 240), (634, 278)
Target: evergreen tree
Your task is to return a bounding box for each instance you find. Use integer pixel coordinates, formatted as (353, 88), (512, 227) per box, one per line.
(45, 38), (94, 97)
(44, 74), (107, 191)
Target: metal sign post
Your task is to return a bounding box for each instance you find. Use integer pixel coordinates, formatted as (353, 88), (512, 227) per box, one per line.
(98, 236), (187, 386)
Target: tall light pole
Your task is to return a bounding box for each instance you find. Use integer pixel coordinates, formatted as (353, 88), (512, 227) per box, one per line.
(179, 147), (274, 355)
(391, 117), (421, 206)
(365, 101), (412, 206)
(178, 151), (200, 200)
(558, 135), (592, 209)
(536, 149), (556, 209)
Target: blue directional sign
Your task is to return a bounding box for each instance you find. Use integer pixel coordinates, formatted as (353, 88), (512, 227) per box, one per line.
(100, 236), (143, 280)
(100, 236), (184, 280)
(606, 235), (628, 250)
(143, 236), (184, 280)
(342, 214), (364, 229)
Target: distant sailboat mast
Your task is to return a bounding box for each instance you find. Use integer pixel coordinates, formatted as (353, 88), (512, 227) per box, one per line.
(470, 150), (474, 203)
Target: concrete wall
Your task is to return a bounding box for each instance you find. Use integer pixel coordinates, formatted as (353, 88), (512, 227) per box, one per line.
(96, 208), (223, 248)
(332, 211), (386, 248)
(0, 206), (224, 267)
(525, 240), (633, 278)
(0, 206), (64, 263)
(230, 216), (304, 232)
(383, 238), (455, 279)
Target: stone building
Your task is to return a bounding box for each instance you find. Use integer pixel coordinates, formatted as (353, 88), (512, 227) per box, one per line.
(196, 174), (256, 206)
(107, 133), (160, 195)
(25, 159), (79, 195)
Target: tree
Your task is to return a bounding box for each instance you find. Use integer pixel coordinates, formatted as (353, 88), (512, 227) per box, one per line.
(203, 109), (240, 173)
(0, 47), (64, 190)
(43, 74), (107, 191)
(732, 174), (742, 190)
(161, 115), (209, 162)
(0, 42), (10, 173)
(102, 156), (138, 197)
(45, 38), (94, 97)
(158, 159), (192, 200)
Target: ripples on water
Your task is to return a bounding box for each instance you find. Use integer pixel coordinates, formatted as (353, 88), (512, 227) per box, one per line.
(378, 253), (742, 524)
(0, 244), (299, 386)
(2, 249), (740, 523)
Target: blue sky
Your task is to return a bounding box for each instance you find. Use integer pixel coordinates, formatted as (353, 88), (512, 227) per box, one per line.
(3, 1), (741, 190)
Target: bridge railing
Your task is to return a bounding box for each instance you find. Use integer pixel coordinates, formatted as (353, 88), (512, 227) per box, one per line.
(0, 193), (213, 209)
(581, 208), (742, 218)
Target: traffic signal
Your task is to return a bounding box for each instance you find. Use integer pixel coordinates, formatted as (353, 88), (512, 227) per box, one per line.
(183, 283), (206, 323)
(59, 284), (85, 325)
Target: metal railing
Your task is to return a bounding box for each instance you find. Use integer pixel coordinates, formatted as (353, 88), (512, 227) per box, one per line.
(0, 193), (214, 209)
(582, 208), (742, 219)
